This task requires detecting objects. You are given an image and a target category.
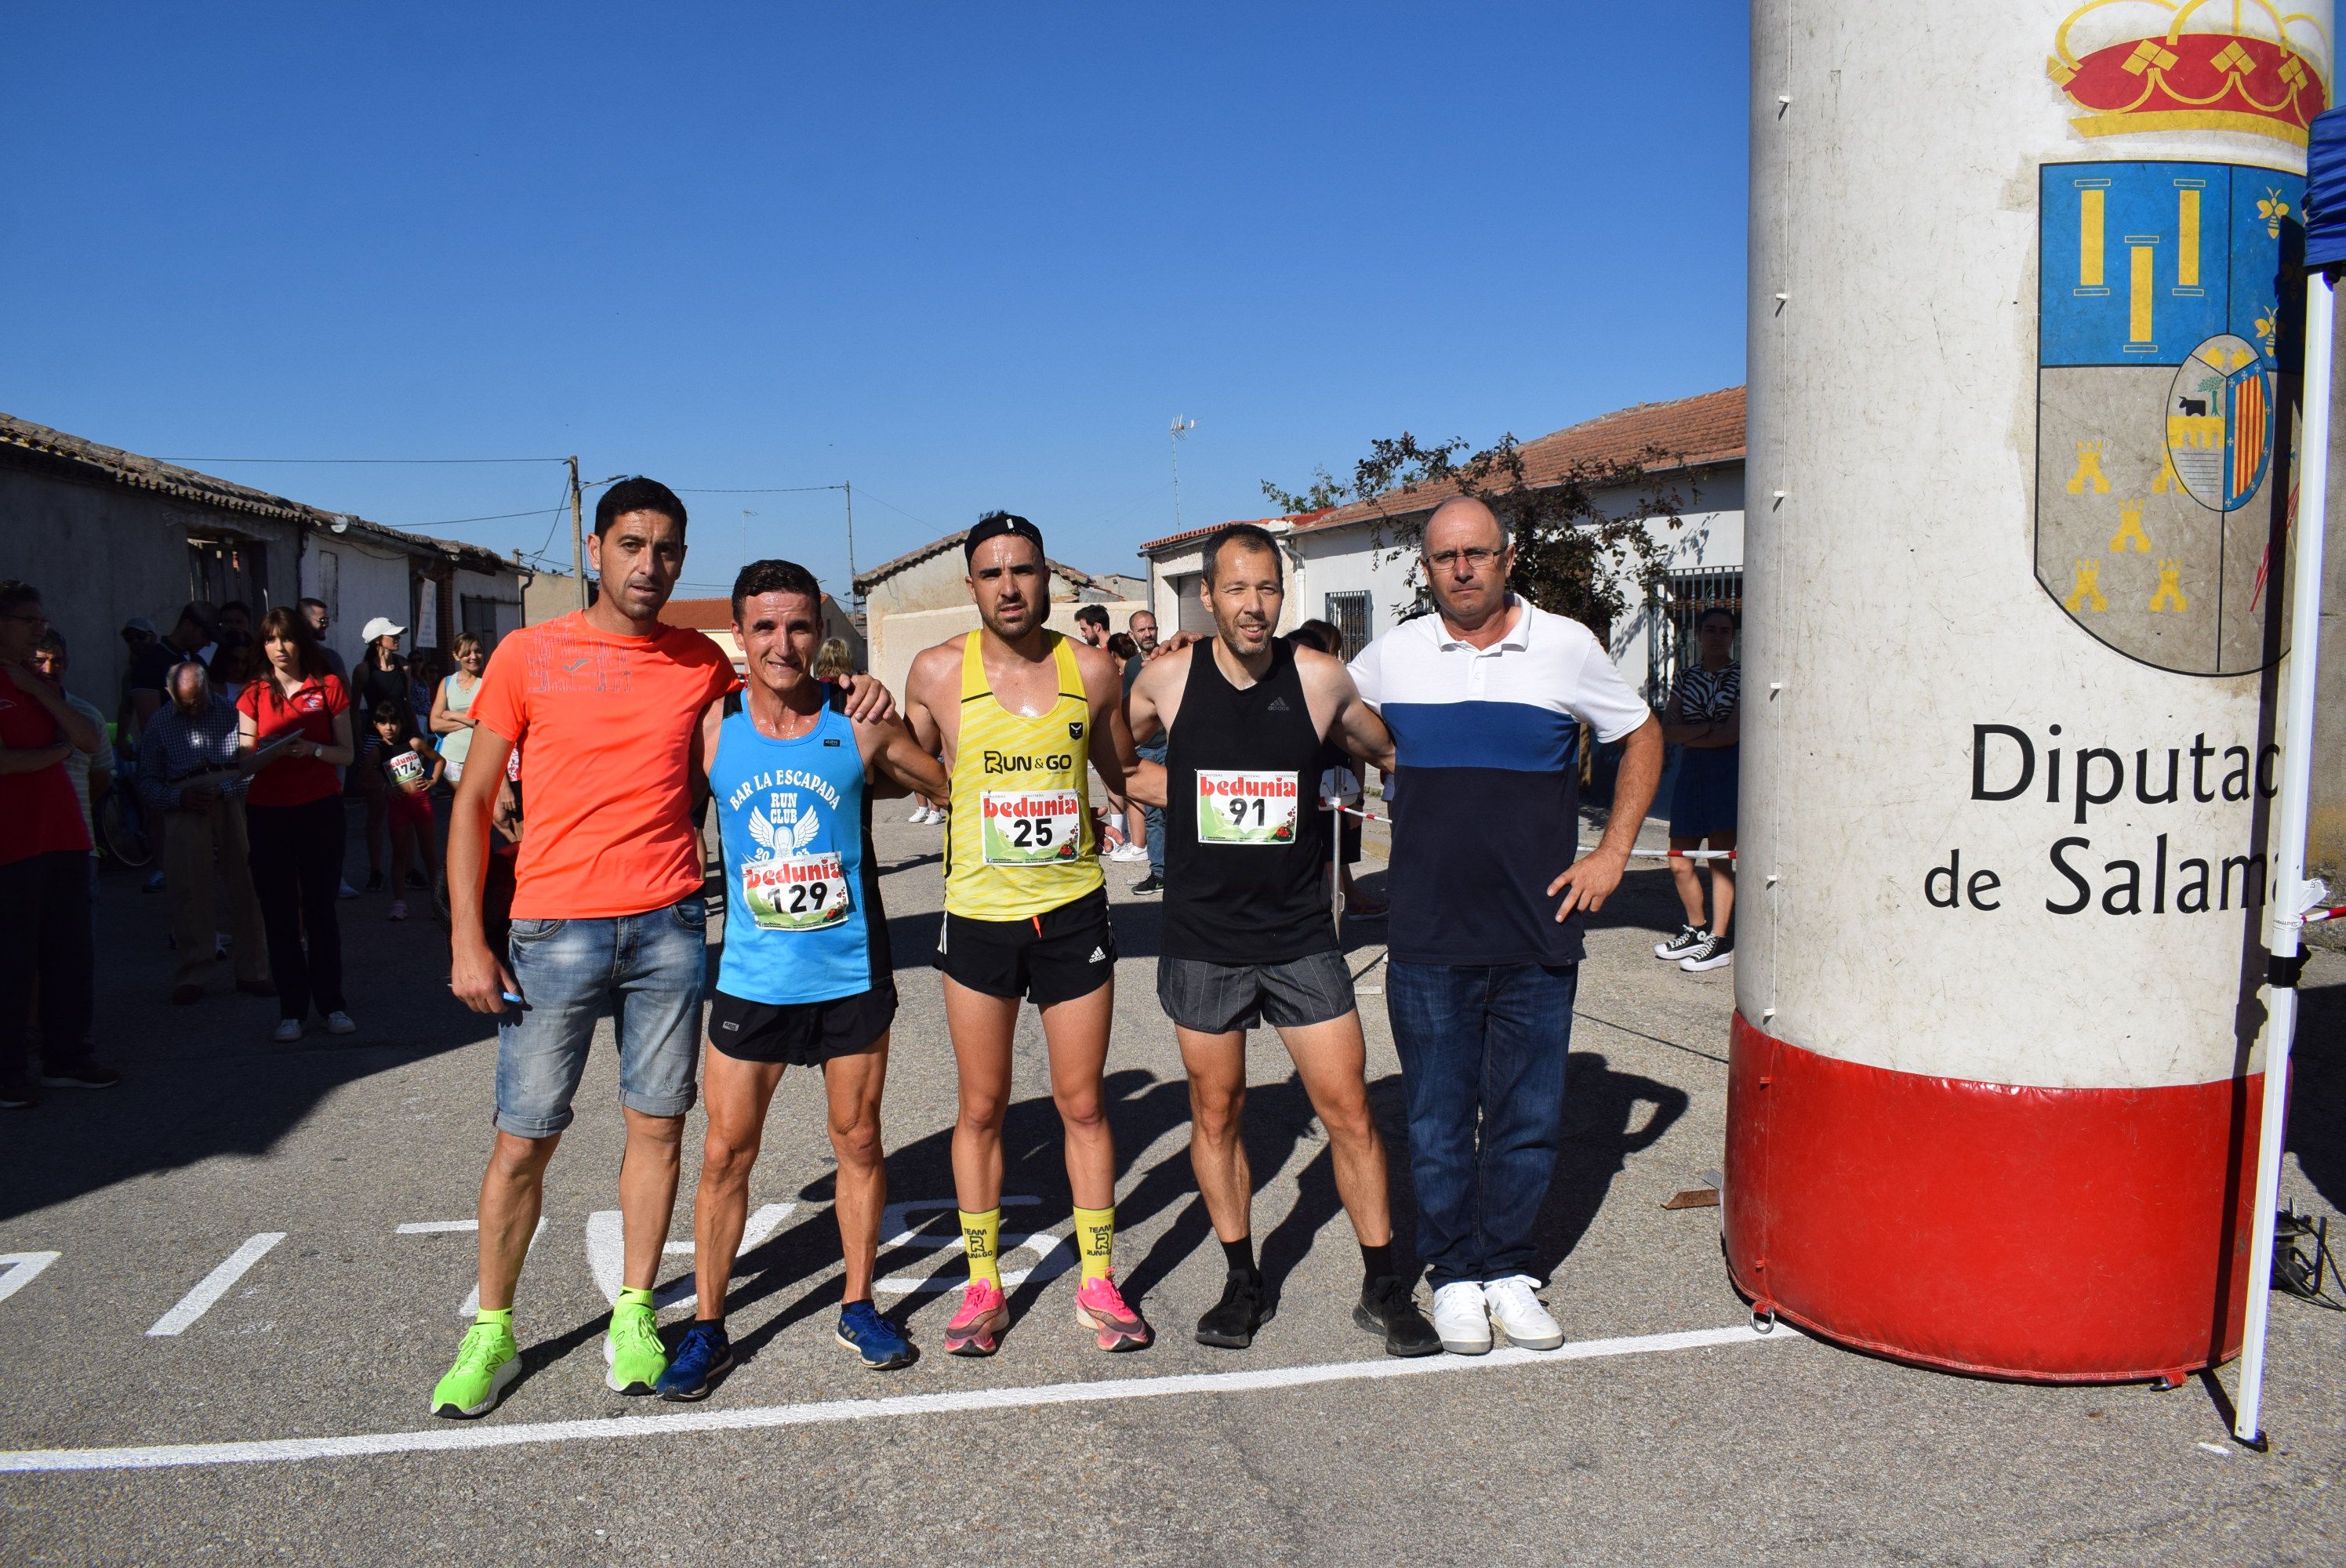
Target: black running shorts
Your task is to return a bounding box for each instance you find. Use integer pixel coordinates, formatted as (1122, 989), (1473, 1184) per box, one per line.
(935, 887), (1117, 1007)
(707, 984), (897, 1066)
(1156, 949), (1354, 1033)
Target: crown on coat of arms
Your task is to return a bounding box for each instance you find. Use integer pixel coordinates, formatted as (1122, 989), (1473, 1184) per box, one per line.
(2047, 1), (2329, 146)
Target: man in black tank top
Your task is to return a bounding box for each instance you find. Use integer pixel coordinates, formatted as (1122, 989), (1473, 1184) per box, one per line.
(1125, 524), (1439, 1358)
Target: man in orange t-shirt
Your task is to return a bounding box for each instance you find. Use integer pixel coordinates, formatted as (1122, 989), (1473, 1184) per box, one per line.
(427, 477), (895, 1418)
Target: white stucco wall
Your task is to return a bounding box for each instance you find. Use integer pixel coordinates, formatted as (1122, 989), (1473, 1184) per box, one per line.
(302, 535), (414, 669)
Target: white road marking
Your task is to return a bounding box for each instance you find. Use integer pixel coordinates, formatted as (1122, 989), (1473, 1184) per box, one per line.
(0, 1252), (61, 1306)
(144, 1234), (286, 1338)
(872, 1196), (1070, 1294)
(587, 1204), (797, 1308)
(394, 1221), (479, 1235)
(0, 1322), (1799, 1474)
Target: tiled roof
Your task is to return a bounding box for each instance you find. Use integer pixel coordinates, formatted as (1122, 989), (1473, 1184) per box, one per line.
(1295, 386), (1745, 536)
(851, 528), (1106, 597)
(1135, 512), (1327, 556)
(0, 410), (519, 575)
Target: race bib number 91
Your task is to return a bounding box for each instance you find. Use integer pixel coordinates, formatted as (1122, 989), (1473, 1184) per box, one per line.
(982, 789), (1084, 865)
(742, 853), (852, 931)
(1196, 770), (1300, 845)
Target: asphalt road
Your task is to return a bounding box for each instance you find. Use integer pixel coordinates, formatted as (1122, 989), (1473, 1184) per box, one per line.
(2, 807), (2342, 1566)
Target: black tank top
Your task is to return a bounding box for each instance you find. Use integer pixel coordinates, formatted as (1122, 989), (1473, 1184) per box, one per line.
(1163, 639), (1334, 964)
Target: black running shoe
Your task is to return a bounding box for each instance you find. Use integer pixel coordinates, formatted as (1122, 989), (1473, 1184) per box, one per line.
(1354, 1275), (1441, 1358)
(38, 1063), (120, 1091)
(1654, 924), (1708, 961)
(1131, 874), (1164, 897)
(1194, 1272), (1272, 1349)
(1679, 932), (1734, 972)
(365, 869), (386, 892)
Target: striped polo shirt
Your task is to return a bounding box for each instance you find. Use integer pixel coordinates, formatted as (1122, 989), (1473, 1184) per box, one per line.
(1350, 596), (1651, 967)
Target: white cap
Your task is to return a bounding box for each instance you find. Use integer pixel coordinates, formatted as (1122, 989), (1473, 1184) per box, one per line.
(360, 617), (405, 643)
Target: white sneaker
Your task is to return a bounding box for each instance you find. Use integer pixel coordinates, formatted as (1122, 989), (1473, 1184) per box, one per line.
(907, 804), (931, 823)
(926, 808), (947, 825)
(1431, 1281), (1491, 1355)
(1482, 1276), (1564, 1350)
(1109, 841), (1149, 863)
(337, 879), (361, 900)
(324, 1011), (358, 1036)
(271, 1018), (303, 1044)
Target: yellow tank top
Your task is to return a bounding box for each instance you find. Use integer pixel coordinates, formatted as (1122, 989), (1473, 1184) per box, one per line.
(945, 630), (1102, 920)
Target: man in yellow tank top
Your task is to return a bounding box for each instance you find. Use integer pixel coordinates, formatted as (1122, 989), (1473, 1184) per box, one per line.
(904, 513), (1153, 1356)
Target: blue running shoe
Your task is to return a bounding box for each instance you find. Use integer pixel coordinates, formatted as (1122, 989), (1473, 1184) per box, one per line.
(655, 1321), (732, 1402)
(837, 1301), (917, 1370)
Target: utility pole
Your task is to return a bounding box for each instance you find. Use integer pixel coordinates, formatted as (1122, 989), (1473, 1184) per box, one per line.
(742, 509), (755, 564)
(567, 455), (588, 609)
(1169, 417), (1195, 533)
(843, 481), (859, 610)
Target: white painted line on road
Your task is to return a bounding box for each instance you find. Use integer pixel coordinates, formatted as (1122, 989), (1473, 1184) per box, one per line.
(872, 1196), (1068, 1294)
(0, 1322), (1801, 1475)
(143, 1234), (286, 1338)
(395, 1221), (479, 1235)
(0, 1252), (61, 1306)
(588, 1203), (797, 1308)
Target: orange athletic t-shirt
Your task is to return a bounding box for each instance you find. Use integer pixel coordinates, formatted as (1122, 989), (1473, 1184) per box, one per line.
(470, 610), (739, 920)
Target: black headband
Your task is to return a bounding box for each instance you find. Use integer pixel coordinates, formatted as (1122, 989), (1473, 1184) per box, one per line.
(964, 514), (1044, 562)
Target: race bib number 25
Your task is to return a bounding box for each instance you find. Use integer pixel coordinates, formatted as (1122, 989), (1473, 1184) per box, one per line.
(1196, 770), (1300, 845)
(981, 789), (1084, 866)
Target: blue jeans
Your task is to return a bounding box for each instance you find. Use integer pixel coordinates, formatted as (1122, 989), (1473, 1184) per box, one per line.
(495, 894), (708, 1138)
(1386, 960), (1580, 1288)
(1137, 733), (1168, 876)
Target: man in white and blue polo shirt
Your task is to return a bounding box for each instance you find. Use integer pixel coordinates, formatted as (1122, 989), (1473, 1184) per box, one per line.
(1349, 495), (1662, 1356)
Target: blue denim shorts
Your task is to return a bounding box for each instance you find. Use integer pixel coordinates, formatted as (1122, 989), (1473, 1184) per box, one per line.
(494, 893), (709, 1138)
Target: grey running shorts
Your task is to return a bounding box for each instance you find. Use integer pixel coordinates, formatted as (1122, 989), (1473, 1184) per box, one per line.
(1156, 949), (1355, 1034)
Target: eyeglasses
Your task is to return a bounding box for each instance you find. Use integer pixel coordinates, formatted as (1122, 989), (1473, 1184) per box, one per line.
(2, 610), (50, 628)
(1425, 547), (1504, 570)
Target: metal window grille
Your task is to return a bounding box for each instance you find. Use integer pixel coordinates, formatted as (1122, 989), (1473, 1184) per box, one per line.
(1646, 567), (1744, 705)
(1324, 591), (1372, 661)
(187, 535), (269, 612)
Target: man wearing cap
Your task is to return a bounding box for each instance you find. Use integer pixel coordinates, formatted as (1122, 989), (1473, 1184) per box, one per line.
(903, 511), (1153, 1356)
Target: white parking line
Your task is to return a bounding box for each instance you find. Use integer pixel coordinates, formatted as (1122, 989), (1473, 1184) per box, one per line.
(144, 1234), (286, 1338)
(0, 1252), (61, 1306)
(0, 1322), (1800, 1475)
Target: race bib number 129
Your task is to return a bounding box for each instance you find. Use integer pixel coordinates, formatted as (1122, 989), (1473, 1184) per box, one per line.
(742, 854), (852, 931)
(1195, 770), (1300, 845)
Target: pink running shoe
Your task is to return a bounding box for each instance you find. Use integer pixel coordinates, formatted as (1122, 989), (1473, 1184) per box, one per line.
(1073, 1274), (1153, 1352)
(945, 1278), (1010, 1356)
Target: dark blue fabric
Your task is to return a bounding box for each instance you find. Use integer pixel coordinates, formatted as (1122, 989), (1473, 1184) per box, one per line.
(1669, 744), (1740, 840)
(1387, 960), (1580, 1288)
(2306, 107), (2346, 267)
(1382, 766), (1585, 964)
(1379, 700), (1580, 773)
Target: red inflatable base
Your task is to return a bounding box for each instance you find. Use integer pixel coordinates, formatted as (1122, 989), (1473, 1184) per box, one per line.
(1723, 1011), (2262, 1382)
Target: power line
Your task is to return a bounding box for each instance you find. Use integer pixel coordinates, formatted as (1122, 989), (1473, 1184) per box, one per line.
(674, 484), (844, 495)
(389, 505), (569, 530)
(851, 487), (939, 533)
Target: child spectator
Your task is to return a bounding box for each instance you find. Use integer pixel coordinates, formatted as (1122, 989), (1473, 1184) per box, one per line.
(361, 700), (445, 920)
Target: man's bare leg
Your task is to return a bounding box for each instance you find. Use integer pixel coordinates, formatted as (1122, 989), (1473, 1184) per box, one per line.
(1176, 1028), (1255, 1243)
(692, 1047), (787, 1319)
(943, 978), (1020, 1213)
(1037, 980), (1117, 1210)
(822, 1039), (892, 1301)
(618, 1106), (687, 1292)
(475, 1130), (560, 1311)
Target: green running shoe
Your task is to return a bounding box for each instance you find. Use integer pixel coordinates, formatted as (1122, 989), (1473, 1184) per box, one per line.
(430, 1319), (519, 1419)
(605, 1300), (667, 1394)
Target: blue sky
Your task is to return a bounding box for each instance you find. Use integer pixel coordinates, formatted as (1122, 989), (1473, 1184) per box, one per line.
(3, 2), (1749, 601)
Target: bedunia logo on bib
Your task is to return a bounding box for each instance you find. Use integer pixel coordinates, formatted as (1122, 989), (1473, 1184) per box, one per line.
(981, 789), (1083, 864)
(741, 851), (851, 931)
(1195, 770), (1300, 844)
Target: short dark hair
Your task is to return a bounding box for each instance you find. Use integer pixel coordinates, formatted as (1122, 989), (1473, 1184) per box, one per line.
(1073, 604), (1109, 630)
(34, 629), (67, 657)
(731, 559), (823, 624)
(0, 580), (37, 616)
(177, 601), (217, 637)
(369, 699), (410, 728)
(256, 605), (326, 680)
(1698, 605), (1739, 630)
(220, 599), (252, 619)
(964, 510), (1045, 563)
(1291, 618), (1342, 655)
(595, 477), (688, 538)
(298, 597), (329, 615)
(1202, 523), (1283, 587)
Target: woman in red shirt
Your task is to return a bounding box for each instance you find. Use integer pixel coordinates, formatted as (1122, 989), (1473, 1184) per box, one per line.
(238, 607), (357, 1043)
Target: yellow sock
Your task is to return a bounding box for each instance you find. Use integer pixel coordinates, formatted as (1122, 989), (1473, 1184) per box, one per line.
(1073, 1204), (1115, 1282)
(960, 1208), (1002, 1288)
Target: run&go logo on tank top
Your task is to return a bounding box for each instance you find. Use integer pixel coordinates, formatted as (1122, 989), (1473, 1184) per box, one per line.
(1193, 770), (1300, 844)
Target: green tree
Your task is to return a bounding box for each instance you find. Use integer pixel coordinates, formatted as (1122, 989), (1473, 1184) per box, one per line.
(1264, 431), (1691, 642)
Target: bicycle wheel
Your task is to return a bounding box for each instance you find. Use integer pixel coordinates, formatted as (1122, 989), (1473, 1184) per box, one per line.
(99, 793), (152, 868)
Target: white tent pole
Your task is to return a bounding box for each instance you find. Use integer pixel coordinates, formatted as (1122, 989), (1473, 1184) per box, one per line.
(2235, 265), (2336, 1450)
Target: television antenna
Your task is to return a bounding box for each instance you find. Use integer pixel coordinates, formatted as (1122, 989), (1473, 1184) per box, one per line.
(1170, 416), (1196, 532)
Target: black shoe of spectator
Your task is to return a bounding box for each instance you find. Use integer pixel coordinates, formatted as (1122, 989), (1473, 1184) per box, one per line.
(1355, 1275), (1442, 1358)
(0, 1080), (35, 1110)
(408, 869), (429, 889)
(365, 869), (385, 891)
(38, 1064), (121, 1091)
(1132, 874), (1164, 896)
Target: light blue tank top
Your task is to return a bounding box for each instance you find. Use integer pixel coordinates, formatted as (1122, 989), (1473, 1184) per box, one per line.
(711, 702), (880, 1005)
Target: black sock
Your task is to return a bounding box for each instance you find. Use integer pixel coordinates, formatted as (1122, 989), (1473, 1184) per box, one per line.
(1360, 1241), (1394, 1286)
(1222, 1236), (1257, 1278)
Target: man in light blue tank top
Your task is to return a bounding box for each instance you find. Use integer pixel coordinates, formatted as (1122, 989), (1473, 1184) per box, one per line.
(656, 560), (949, 1399)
